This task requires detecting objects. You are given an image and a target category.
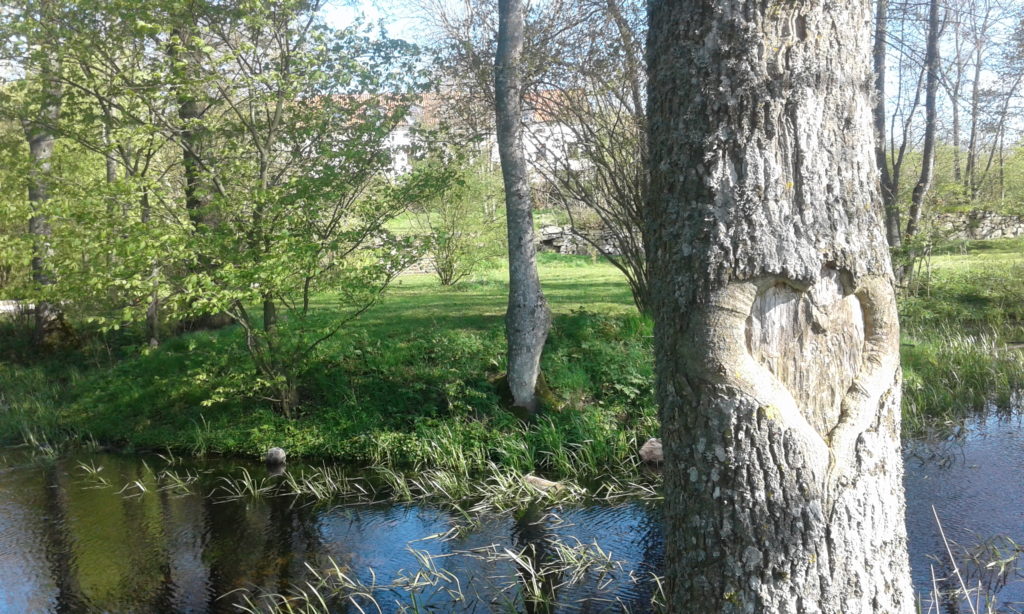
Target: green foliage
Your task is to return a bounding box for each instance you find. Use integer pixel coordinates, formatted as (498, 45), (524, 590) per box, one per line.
(413, 152), (506, 286)
(900, 237), (1024, 433)
(0, 258), (658, 480)
(894, 145), (1024, 216)
(4, 198), (1024, 469)
(0, 1), (456, 413)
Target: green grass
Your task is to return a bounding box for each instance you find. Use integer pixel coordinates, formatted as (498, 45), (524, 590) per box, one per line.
(899, 237), (1024, 433)
(0, 254), (656, 481)
(3, 240), (1024, 465)
(385, 207), (573, 237)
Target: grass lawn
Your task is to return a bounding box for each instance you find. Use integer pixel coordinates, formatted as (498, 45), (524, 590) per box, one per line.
(354, 253), (636, 335)
(2, 240), (1023, 467)
(899, 237), (1024, 432)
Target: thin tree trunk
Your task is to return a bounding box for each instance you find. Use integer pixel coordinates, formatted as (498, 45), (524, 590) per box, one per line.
(263, 296), (277, 334)
(25, 45), (64, 347)
(950, 28), (965, 184)
(998, 129), (1005, 206)
(905, 0), (941, 239)
(952, 97), (962, 182)
(102, 109), (118, 272)
(873, 0), (901, 248)
(495, 0), (551, 413)
(647, 0), (913, 609)
(103, 118), (117, 187)
(965, 26), (987, 198)
(141, 187), (160, 347)
(146, 266), (160, 347)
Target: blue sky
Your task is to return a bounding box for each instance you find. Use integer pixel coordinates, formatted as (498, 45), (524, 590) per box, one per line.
(321, 0), (426, 43)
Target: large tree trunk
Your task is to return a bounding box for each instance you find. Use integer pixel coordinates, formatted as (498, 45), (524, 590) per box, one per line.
(495, 0), (551, 413)
(646, 0), (913, 610)
(24, 46), (65, 347)
(905, 0), (941, 240)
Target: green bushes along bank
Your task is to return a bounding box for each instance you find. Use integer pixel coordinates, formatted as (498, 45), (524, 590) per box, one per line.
(3, 244), (1024, 469)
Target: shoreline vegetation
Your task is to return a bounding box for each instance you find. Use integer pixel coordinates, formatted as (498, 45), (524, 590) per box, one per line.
(2, 241), (1024, 477)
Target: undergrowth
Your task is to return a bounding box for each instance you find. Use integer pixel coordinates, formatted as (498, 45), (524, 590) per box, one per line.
(899, 238), (1024, 434)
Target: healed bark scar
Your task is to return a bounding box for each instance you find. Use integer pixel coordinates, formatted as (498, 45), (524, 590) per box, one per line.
(696, 271), (898, 490)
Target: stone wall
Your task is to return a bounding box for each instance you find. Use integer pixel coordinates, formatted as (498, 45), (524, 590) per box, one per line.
(932, 211), (1024, 240)
(537, 225), (619, 256)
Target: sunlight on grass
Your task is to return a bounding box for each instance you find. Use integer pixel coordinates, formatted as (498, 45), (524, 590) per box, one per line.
(348, 253), (636, 336)
(4, 241), (1024, 452)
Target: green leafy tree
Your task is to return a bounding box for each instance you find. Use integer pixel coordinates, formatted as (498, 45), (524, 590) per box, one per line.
(0, 1), (449, 415)
(159, 3), (440, 415)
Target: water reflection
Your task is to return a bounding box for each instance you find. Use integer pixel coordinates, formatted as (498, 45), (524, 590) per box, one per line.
(0, 450), (664, 613)
(904, 411), (1024, 612)
(7, 415), (1015, 614)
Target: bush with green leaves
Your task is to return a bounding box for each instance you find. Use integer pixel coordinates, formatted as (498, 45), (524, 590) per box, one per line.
(0, 2), (455, 415)
(414, 153), (506, 286)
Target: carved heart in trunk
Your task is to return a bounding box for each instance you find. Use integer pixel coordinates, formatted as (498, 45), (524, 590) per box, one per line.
(745, 267), (865, 439)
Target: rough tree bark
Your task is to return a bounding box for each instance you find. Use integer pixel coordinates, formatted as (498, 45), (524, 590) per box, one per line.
(495, 0), (552, 413)
(646, 0), (914, 610)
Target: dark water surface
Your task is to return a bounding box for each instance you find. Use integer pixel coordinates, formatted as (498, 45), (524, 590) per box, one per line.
(3, 413), (1024, 613)
(904, 411), (1024, 611)
(0, 450), (662, 613)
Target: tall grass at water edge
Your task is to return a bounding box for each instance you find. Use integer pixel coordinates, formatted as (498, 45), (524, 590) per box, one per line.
(900, 238), (1024, 434)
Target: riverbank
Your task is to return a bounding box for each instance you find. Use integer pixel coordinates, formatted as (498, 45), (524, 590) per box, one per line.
(2, 243), (1023, 468)
(0, 255), (656, 480)
(900, 238), (1024, 432)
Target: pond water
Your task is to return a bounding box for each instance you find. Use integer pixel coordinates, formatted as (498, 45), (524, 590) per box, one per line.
(2, 414), (1023, 613)
(0, 449), (663, 613)
(904, 411), (1024, 612)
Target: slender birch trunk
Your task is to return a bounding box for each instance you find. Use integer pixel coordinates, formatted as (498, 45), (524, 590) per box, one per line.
(495, 0), (551, 413)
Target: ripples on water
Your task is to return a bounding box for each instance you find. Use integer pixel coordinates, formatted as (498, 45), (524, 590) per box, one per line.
(0, 450), (663, 613)
(5, 412), (1024, 613)
(904, 411), (1024, 612)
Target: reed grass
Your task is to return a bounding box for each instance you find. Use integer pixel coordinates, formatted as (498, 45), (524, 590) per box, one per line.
(204, 461), (658, 516)
(919, 505), (1024, 614)
(229, 531), (666, 614)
